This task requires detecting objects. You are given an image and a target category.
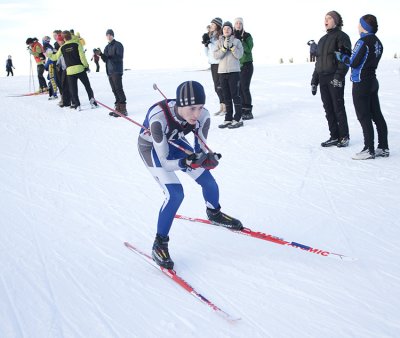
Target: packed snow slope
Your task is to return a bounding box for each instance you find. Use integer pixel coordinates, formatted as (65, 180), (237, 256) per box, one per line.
(1, 60), (400, 338)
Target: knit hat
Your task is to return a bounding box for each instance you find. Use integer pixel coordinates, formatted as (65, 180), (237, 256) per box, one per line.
(360, 14), (378, 33)
(106, 29), (114, 36)
(176, 81), (206, 107)
(222, 21), (233, 32)
(326, 11), (343, 27)
(234, 17), (243, 25)
(211, 17), (223, 28)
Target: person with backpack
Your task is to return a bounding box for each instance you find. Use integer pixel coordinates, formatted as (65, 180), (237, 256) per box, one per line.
(26, 37), (48, 92)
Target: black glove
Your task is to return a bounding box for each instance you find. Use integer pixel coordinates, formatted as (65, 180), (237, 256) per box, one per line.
(180, 152), (207, 169)
(202, 33), (211, 46)
(201, 153), (222, 170)
(85, 67), (90, 73)
(330, 79), (343, 88)
(311, 84), (318, 96)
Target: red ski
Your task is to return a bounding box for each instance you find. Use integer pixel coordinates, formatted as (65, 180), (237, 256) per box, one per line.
(174, 214), (357, 261)
(124, 242), (240, 322)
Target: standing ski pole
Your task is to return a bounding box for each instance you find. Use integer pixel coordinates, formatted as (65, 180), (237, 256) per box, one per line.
(152, 83), (214, 154)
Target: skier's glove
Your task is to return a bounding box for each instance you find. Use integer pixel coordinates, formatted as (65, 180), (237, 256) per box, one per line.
(311, 84), (318, 96)
(180, 152), (207, 169)
(201, 152), (222, 170)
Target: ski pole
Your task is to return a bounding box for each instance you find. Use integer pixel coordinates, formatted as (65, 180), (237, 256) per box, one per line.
(152, 83), (214, 153)
(95, 99), (148, 130)
(95, 99), (193, 156)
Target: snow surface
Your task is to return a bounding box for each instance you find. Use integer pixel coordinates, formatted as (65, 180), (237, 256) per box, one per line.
(1, 61), (400, 338)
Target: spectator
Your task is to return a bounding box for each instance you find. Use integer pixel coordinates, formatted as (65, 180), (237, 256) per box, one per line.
(100, 29), (127, 117)
(204, 17), (226, 116)
(234, 17), (254, 120)
(26, 37), (48, 92)
(48, 30), (97, 110)
(55, 34), (71, 108)
(91, 48), (101, 72)
(6, 55), (15, 76)
(214, 21), (244, 129)
(307, 40), (318, 62)
(337, 14), (389, 160)
(311, 11), (352, 148)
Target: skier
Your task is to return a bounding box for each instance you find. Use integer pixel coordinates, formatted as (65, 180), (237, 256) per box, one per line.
(138, 80), (243, 269)
(336, 14), (389, 160)
(311, 11), (352, 148)
(26, 37), (48, 92)
(99, 29), (127, 117)
(43, 36), (58, 100)
(214, 21), (244, 129)
(6, 55), (15, 76)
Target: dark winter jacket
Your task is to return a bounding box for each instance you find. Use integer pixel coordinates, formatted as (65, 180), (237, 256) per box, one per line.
(101, 39), (124, 75)
(311, 27), (352, 85)
(6, 59), (13, 70)
(309, 42), (317, 54)
(348, 33), (383, 83)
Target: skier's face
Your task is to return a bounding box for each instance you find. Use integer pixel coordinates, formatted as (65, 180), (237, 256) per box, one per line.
(106, 34), (114, 42)
(178, 105), (204, 125)
(210, 23), (217, 32)
(325, 15), (336, 30)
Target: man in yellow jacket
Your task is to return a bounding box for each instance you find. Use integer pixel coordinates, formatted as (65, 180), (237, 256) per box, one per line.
(48, 30), (97, 110)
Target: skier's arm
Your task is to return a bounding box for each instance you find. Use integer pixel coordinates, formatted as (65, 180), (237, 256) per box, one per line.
(150, 119), (184, 172)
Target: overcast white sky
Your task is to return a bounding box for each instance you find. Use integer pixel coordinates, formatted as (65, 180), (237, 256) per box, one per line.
(1, 0), (399, 75)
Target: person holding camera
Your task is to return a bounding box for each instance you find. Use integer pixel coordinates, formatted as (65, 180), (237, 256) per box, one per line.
(99, 29), (127, 117)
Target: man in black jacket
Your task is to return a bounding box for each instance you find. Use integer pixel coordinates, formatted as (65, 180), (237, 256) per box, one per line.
(100, 29), (127, 117)
(311, 11), (352, 148)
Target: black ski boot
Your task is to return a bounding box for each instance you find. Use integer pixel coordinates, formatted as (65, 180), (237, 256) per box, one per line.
(152, 234), (174, 270)
(206, 208), (243, 230)
(321, 137), (339, 147)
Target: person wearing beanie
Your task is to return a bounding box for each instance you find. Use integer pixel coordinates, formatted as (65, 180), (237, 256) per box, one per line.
(99, 29), (127, 117)
(42, 36), (59, 100)
(137, 80), (243, 269)
(311, 10), (352, 148)
(26, 37), (48, 92)
(47, 30), (97, 110)
(204, 17), (226, 116)
(214, 21), (244, 128)
(336, 14), (388, 160)
(234, 17), (254, 120)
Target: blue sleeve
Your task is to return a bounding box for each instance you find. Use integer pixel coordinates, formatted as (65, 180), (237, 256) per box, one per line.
(350, 40), (367, 68)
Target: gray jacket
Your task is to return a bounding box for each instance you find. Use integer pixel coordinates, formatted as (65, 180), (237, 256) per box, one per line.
(214, 35), (243, 73)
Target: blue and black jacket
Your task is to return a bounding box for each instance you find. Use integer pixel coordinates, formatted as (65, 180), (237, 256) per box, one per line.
(346, 33), (383, 83)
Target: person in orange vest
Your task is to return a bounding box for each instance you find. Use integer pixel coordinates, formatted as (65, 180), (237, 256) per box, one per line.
(26, 37), (48, 92)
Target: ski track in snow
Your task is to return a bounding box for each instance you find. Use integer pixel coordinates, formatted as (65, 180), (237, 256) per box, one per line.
(1, 61), (400, 337)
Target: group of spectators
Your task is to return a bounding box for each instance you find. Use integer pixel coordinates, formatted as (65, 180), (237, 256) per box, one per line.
(25, 29), (127, 116)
